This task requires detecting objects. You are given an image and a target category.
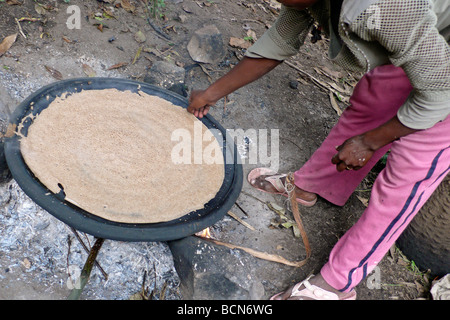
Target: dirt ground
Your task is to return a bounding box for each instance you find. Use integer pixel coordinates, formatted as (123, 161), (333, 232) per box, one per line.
(0, 0), (437, 300)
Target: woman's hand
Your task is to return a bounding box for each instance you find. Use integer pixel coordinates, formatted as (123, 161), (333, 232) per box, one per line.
(331, 115), (418, 172)
(187, 57), (282, 118)
(331, 135), (374, 171)
(187, 90), (216, 119)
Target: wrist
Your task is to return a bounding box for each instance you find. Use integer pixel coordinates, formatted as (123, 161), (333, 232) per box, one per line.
(361, 116), (418, 151)
(361, 131), (383, 151)
(202, 86), (222, 105)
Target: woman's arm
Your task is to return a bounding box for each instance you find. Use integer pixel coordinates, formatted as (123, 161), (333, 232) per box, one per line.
(331, 115), (419, 172)
(187, 57), (281, 118)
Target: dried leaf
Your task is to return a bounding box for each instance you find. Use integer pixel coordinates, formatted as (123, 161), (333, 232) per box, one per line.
(356, 195), (369, 207)
(143, 47), (162, 57)
(266, 202), (286, 216)
(102, 9), (116, 19)
(280, 222), (301, 238)
(134, 30), (146, 43)
(6, 0), (22, 5)
(246, 29), (257, 42)
(82, 64), (96, 77)
(121, 0), (135, 12)
(132, 46), (143, 65)
(329, 92), (342, 116)
(292, 225), (301, 238)
(21, 258), (31, 269)
(44, 65), (63, 80)
(107, 62), (128, 70)
(327, 81), (351, 96)
(35, 3), (47, 15)
(0, 33), (17, 57)
(229, 37), (251, 49)
(62, 36), (73, 43)
(17, 17), (41, 22)
(319, 66), (342, 80)
(281, 221), (293, 228)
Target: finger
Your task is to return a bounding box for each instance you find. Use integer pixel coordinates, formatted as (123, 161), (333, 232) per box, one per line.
(336, 161), (348, 172)
(187, 103), (201, 114)
(197, 107), (205, 119)
(331, 153), (341, 164)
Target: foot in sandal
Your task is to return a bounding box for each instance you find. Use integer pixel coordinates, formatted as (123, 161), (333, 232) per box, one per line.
(247, 168), (317, 207)
(270, 274), (357, 300)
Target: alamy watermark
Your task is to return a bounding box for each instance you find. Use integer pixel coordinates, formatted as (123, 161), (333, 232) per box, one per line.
(366, 5), (382, 30)
(366, 266), (382, 289)
(66, 264), (82, 290)
(170, 122), (280, 172)
(66, 5), (81, 30)
(65, 3), (382, 31)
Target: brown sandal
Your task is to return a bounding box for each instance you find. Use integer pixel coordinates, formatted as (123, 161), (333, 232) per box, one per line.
(247, 168), (317, 207)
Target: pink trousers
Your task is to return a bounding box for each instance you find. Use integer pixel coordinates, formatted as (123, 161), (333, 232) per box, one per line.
(294, 64), (450, 292)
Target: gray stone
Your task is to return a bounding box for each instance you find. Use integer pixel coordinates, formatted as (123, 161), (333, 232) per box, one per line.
(187, 25), (225, 64)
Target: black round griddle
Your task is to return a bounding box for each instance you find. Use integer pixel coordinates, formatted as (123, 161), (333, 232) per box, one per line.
(4, 78), (242, 242)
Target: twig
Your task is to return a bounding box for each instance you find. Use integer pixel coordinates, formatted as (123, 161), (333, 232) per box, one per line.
(329, 92), (343, 116)
(241, 191), (266, 204)
(199, 64), (213, 83)
(70, 228), (108, 280)
(66, 235), (72, 270)
(147, 18), (171, 40)
(159, 281), (168, 300)
(227, 211), (256, 231)
(280, 137), (303, 152)
(138, 0), (171, 41)
(242, 18), (266, 25)
(285, 60), (328, 92)
(17, 17), (41, 22)
(234, 201), (248, 216)
(15, 18), (26, 39)
(67, 238), (105, 300)
(199, 237), (309, 268)
(286, 60), (350, 102)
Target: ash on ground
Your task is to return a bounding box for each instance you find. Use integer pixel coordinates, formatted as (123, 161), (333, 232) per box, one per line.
(0, 180), (181, 300)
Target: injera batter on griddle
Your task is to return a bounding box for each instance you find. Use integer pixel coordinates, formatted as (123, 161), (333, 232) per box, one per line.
(20, 89), (224, 223)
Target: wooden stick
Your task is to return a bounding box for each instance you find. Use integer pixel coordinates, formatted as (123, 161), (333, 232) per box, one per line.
(67, 238), (105, 300)
(70, 228), (108, 280)
(241, 191), (266, 204)
(234, 201), (249, 216)
(227, 211), (256, 231)
(200, 237), (308, 268)
(15, 18), (26, 39)
(286, 173), (311, 261)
